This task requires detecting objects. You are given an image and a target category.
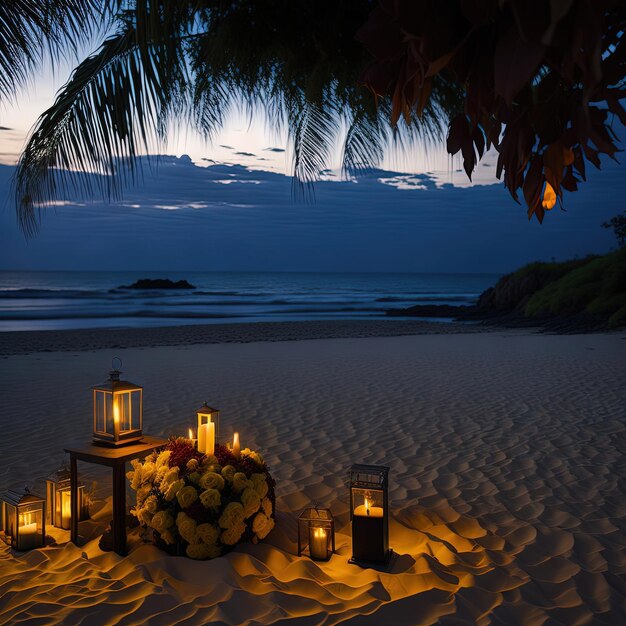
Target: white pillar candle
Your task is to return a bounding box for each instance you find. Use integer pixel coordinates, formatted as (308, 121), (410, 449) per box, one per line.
(18, 522), (39, 550)
(232, 432), (240, 459)
(198, 423), (208, 453)
(206, 421), (215, 456)
(309, 526), (328, 560)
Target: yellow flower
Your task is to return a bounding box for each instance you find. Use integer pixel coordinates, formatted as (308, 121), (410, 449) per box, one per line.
(136, 484), (152, 506)
(218, 502), (245, 529)
(176, 512), (199, 544)
(131, 505), (153, 526)
(221, 465), (236, 481)
(163, 478), (185, 502)
(241, 488), (261, 518)
(242, 448), (264, 466)
(200, 488), (221, 509)
(140, 462), (156, 484)
(197, 523), (220, 545)
(155, 450), (172, 470)
(199, 472), (225, 492)
(144, 495), (158, 514)
(187, 472), (201, 485)
(150, 510), (174, 533)
(220, 521), (246, 546)
(251, 473), (269, 499)
(176, 485), (199, 509)
(232, 472), (251, 493)
(252, 511), (275, 539)
(186, 542), (222, 559)
(161, 467), (184, 501)
(186, 458), (199, 472)
(261, 497), (273, 517)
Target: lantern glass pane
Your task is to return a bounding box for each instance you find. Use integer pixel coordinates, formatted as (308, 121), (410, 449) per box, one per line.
(130, 390), (142, 430)
(95, 391), (106, 433)
(5, 503), (16, 540)
(352, 488), (384, 517)
(105, 392), (114, 434)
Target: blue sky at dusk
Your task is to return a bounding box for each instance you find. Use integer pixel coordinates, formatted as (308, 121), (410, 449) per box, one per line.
(0, 58), (624, 274)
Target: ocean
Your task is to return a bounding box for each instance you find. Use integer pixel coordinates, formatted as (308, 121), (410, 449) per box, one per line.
(0, 270), (500, 332)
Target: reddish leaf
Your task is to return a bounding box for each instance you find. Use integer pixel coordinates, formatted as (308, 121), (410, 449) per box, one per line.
(523, 156), (544, 215)
(494, 27), (546, 105)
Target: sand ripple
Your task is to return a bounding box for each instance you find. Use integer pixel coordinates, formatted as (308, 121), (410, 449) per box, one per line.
(0, 332), (625, 624)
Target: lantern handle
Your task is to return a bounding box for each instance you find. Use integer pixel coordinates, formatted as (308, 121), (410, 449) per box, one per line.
(111, 356), (122, 372)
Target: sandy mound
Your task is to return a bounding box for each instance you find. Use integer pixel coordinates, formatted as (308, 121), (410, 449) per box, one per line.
(0, 332), (625, 624)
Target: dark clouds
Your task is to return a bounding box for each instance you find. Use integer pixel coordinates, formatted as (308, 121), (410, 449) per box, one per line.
(0, 155), (622, 273)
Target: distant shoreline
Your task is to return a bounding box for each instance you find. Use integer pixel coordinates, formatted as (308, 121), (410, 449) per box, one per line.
(0, 319), (503, 357)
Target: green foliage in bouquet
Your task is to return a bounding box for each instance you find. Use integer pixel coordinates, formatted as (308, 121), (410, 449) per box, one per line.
(127, 437), (276, 559)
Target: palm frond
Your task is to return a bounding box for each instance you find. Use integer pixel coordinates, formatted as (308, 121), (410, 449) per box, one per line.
(0, 0), (102, 102)
(15, 23), (188, 235)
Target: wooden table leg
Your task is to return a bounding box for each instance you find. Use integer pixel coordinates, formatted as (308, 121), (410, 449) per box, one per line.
(70, 454), (78, 544)
(112, 461), (127, 555)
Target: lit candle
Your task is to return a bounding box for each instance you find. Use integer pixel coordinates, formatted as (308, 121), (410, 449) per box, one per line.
(61, 490), (71, 529)
(232, 432), (240, 459)
(309, 526), (329, 560)
(188, 428), (197, 449)
(113, 401), (120, 438)
(198, 423), (208, 454)
(354, 495), (384, 517)
(206, 421), (215, 456)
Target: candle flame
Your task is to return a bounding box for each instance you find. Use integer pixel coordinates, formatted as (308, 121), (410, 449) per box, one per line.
(365, 496), (371, 516)
(314, 527), (326, 539)
(188, 428), (194, 440)
(113, 401), (120, 426)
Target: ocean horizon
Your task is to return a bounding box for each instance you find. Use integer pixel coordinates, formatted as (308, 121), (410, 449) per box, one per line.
(0, 270), (499, 332)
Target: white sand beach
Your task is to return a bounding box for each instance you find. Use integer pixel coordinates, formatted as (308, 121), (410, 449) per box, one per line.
(1, 328), (625, 625)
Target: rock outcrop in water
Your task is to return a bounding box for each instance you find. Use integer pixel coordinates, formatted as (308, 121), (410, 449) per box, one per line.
(119, 278), (196, 290)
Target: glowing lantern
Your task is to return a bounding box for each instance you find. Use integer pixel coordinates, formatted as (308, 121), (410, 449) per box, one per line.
(349, 464), (390, 566)
(1, 487), (46, 551)
(197, 403), (220, 440)
(197, 403), (219, 454)
(297, 507), (335, 561)
(46, 464), (88, 530)
(93, 358), (143, 446)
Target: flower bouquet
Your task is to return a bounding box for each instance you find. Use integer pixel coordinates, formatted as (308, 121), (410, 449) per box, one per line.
(127, 437), (276, 559)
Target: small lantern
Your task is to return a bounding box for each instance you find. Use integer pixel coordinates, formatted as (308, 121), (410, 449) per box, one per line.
(349, 464), (390, 566)
(1, 487), (46, 551)
(93, 358), (143, 446)
(197, 403), (220, 441)
(298, 507), (335, 561)
(46, 464), (88, 530)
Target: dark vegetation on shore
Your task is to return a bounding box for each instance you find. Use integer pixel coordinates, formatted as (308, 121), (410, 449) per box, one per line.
(388, 248), (626, 331)
(118, 278), (196, 290)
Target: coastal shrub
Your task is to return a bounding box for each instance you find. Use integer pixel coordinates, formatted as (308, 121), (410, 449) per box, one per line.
(128, 438), (276, 559)
(524, 247), (626, 326)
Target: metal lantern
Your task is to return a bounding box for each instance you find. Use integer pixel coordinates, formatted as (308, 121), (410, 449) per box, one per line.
(197, 403), (220, 441)
(349, 464), (390, 566)
(1, 487), (46, 551)
(46, 464), (88, 530)
(297, 507), (335, 561)
(93, 359), (143, 446)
